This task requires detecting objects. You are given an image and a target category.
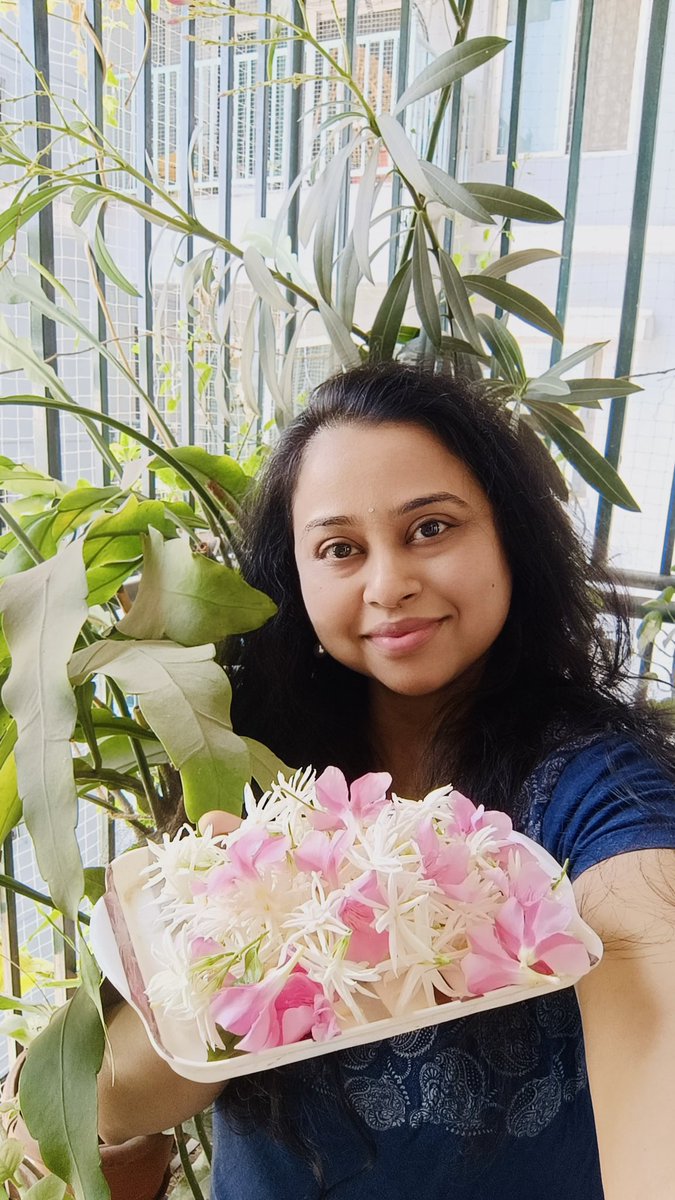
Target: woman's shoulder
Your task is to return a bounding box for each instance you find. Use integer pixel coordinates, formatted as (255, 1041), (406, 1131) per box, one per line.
(521, 727), (675, 879)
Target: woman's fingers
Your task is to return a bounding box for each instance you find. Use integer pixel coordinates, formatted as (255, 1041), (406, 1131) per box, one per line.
(197, 810), (243, 837)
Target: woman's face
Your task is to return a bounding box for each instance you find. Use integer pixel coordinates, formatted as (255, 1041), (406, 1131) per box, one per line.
(292, 421), (512, 699)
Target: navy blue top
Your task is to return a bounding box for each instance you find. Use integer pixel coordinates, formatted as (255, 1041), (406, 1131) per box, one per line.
(212, 735), (675, 1198)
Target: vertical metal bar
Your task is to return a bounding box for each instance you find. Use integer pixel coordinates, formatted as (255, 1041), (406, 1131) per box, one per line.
(285, 1), (305, 363)
(550, 0), (594, 365)
(85, 0), (109, 485)
(337, 0), (357, 255)
(254, 0), (272, 427)
(178, 15), (196, 446)
(499, 0), (528, 264)
(593, 0), (671, 558)
(218, 11), (235, 446)
(660, 467), (675, 575)
(388, 0), (411, 281)
(0, 832), (23, 1065)
(20, 0), (62, 477)
(136, 0), (156, 491)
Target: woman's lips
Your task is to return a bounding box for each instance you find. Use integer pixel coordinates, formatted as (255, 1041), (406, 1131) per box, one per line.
(365, 618), (445, 655)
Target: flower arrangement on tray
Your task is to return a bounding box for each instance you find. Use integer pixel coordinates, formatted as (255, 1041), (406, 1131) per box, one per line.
(109, 766), (600, 1068)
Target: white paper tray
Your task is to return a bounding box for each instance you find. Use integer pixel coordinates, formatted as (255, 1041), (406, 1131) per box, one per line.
(90, 843), (603, 1084)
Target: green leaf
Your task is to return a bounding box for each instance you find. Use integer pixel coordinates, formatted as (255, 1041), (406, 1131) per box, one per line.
(395, 37), (509, 111)
(24, 1176), (68, 1200)
(82, 867), (106, 906)
(317, 299), (361, 368)
(20, 986), (109, 1200)
(243, 246), (294, 313)
(478, 248), (560, 279)
(0, 735), (21, 845)
(0, 541), (88, 918)
(421, 162), (494, 223)
(562, 377), (642, 405)
(438, 248), (482, 351)
(0, 314), (74, 407)
(242, 737), (294, 793)
(464, 275), (563, 341)
(69, 639), (250, 820)
(52, 486), (122, 542)
(336, 234), (362, 331)
(463, 183), (563, 223)
(532, 408), (640, 510)
(370, 260), (412, 362)
(352, 141), (381, 283)
(412, 221), (441, 347)
(239, 299), (259, 416)
(85, 733), (168, 773)
(527, 399), (585, 432)
(0, 512), (60, 580)
(92, 225), (140, 297)
(72, 188), (102, 227)
(0, 461), (63, 499)
(0, 184), (68, 250)
(377, 113), (429, 196)
(540, 342), (608, 379)
(258, 301), (288, 423)
(149, 447), (251, 504)
(474, 314), (526, 385)
(116, 528), (276, 644)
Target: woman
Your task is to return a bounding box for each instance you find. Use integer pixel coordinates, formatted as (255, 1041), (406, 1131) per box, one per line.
(98, 363), (675, 1198)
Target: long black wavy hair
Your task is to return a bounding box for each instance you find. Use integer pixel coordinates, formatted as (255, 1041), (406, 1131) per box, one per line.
(219, 361), (675, 1189)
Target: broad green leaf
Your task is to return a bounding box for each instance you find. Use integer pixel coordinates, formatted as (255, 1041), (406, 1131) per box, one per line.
(76, 709), (159, 742)
(464, 275), (563, 341)
(116, 528), (277, 643)
(475, 314), (526, 385)
(532, 408), (640, 510)
(370, 260), (412, 361)
(352, 141), (381, 282)
(0, 1138), (23, 1184)
(69, 639), (250, 820)
(395, 37), (509, 112)
(479, 248), (560, 279)
(242, 737), (295, 793)
(243, 246), (294, 313)
(52, 486), (122, 542)
(0, 184), (68, 249)
(20, 986), (108, 1200)
(85, 733), (169, 773)
(24, 1176), (68, 1200)
(0, 541), (88, 918)
(0, 749), (21, 845)
(0, 461), (63, 499)
(86, 560), (141, 607)
(149, 446), (251, 505)
(412, 221), (441, 347)
(421, 162), (494, 223)
(463, 183), (562, 223)
(377, 113), (429, 196)
(562, 378), (642, 404)
(540, 341), (608, 379)
(317, 299), (361, 368)
(92, 225), (140, 297)
(77, 938), (103, 1027)
(82, 867), (106, 906)
(438, 248), (482, 351)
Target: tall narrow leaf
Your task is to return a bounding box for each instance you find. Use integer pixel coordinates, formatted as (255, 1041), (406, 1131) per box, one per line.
(438, 249), (482, 351)
(20, 986), (108, 1200)
(395, 37), (509, 112)
(463, 183), (562, 223)
(412, 221), (441, 347)
(0, 541), (88, 918)
(475, 314), (526, 385)
(353, 142), (381, 282)
(92, 225), (140, 297)
(479, 248), (559, 279)
(317, 299), (361, 368)
(464, 275), (563, 341)
(377, 114), (429, 196)
(532, 408), (640, 510)
(421, 163), (494, 223)
(370, 260), (412, 361)
(243, 246), (294, 312)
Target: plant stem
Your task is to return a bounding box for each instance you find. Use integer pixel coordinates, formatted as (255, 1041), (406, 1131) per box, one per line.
(105, 679), (164, 824)
(174, 1125), (206, 1200)
(0, 872), (90, 925)
(193, 1112), (212, 1166)
(0, 502), (45, 565)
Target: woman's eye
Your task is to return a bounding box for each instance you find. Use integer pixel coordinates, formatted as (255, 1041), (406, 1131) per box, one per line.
(412, 519), (447, 541)
(321, 542), (355, 560)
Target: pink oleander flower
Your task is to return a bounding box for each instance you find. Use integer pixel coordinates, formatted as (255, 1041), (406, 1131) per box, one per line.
(310, 766), (392, 831)
(294, 829), (353, 889)
(340, 896), (390, 965)
(462, 895), (590, 995)
(444, 791), (514, 842)
(206, 827), (291, 892)
(211, 965), (339, 1051)
(415, 817), (472, 894)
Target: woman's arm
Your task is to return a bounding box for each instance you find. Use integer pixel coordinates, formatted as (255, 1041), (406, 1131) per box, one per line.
(573, 847), (675, 1200)
(98, 995), (224, 1144)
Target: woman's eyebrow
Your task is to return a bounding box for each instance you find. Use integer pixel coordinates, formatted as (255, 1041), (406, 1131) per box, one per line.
(303, 493), (468, 534)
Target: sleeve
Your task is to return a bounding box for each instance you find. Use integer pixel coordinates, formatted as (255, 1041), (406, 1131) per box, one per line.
(540, 736), (675, 881)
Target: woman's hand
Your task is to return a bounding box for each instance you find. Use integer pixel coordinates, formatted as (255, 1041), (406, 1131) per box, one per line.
(573, 848), (675, 1200)
(197, 810), (243, 836)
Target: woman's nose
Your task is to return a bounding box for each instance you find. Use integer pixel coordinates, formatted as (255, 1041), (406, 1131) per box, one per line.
(362, 550), (422, 608)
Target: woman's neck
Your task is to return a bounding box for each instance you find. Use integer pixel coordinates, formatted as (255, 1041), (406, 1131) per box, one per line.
(369, 669), (481, 798)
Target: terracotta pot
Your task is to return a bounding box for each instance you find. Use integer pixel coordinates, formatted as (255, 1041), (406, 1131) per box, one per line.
(2, 1053), (174, 1200)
